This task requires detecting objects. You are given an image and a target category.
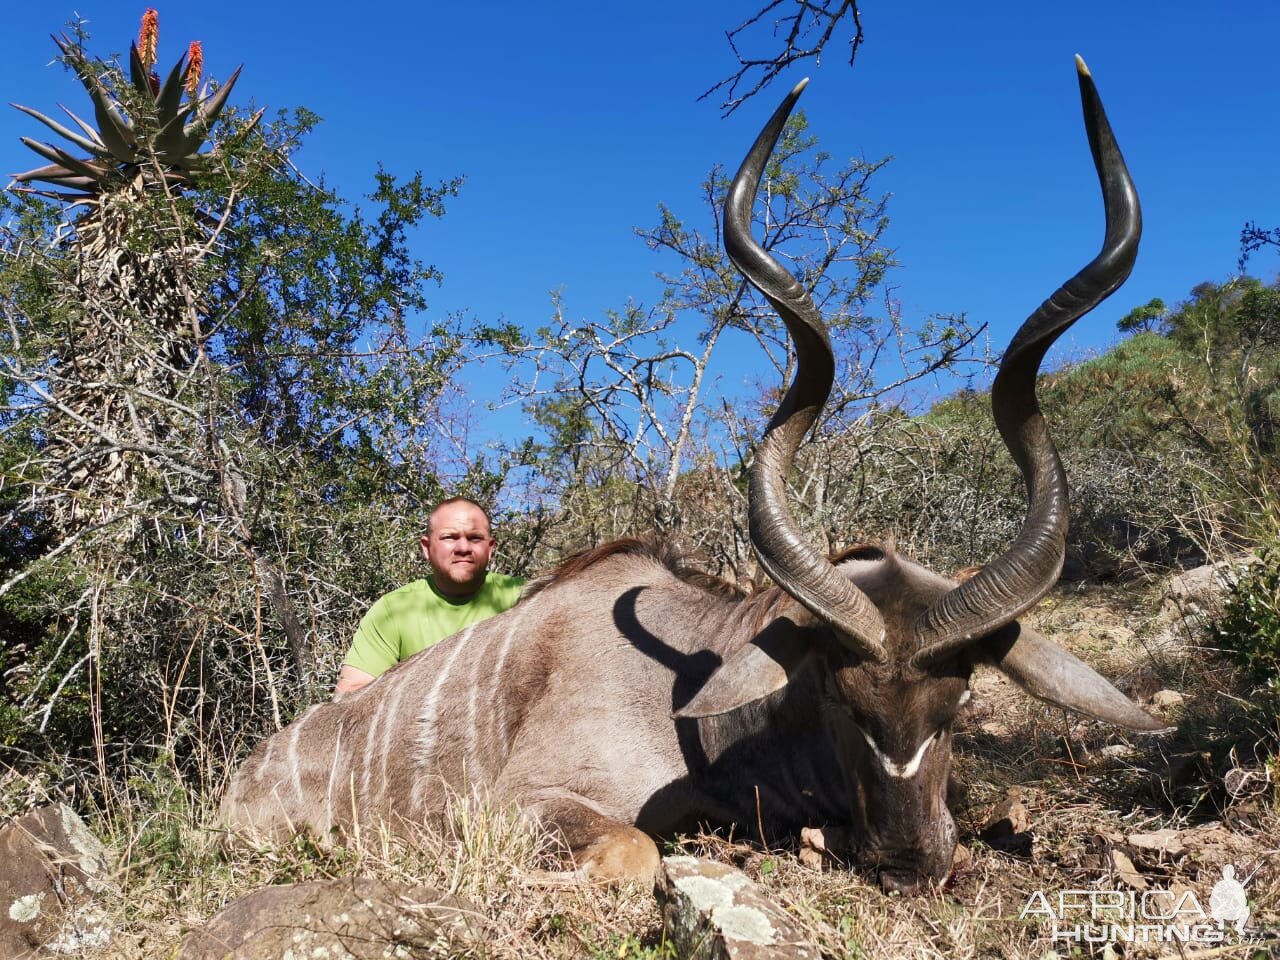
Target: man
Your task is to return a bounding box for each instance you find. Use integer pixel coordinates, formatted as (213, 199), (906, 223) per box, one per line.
(333, 497), (525, 698)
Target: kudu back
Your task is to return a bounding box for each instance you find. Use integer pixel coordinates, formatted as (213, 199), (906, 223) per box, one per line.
(223, 58), (1165, 892)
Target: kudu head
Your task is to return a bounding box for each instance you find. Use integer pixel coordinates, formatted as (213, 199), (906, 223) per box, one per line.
(680, 59), (1166, 893)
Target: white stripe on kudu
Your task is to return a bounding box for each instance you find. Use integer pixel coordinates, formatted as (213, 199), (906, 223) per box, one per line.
(324, 718), (346, 830)
(488, 606), (523, 755)
(378, 673), (411, 798)
(416, 625), (474, 768)
(360, 681), (391, 797)
(286, 707), (311, 802)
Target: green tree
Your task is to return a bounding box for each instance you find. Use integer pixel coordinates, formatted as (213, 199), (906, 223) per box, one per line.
(1116, 296), (1167, 335)
(0, 17), (471, 788)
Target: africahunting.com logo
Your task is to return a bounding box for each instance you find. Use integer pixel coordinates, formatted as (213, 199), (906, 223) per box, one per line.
(1021, 866), (1252, 946)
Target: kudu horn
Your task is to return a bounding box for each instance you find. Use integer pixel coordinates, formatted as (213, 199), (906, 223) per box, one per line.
(725, 77), (888, 662)
(912, 55), (1142, 667)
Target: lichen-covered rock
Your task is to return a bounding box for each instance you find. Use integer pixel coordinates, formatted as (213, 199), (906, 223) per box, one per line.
(0, 803), (113, 959)
(178, 878), (485, 959)
(656, 856), (816, 960)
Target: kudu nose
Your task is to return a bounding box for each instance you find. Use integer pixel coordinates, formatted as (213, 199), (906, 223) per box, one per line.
(878, 867), (926, 895)
(875, 852), (953, 894)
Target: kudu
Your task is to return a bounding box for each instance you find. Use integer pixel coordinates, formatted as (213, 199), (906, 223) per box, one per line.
(223, 58), (1164, 892)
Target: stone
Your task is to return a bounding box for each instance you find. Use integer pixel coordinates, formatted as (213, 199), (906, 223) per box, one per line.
(980, 793), (1032, 855)
(656, 856), (817, 960)
(1150, 689), (1185, 709)
(1127, 829), (1185, 857)
(1223, 764), (1270, 800)
(1163, 555), (1257, 618)
(0, 803), (113, 959)
(1146, 882), (1198, 926)
(178, 879), (484, 960)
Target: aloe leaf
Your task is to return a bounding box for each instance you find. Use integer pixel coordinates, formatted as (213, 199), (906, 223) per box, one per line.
(81, 75), (137, 163)
(32, 176), (97, 190)
(50, 33), (79, 67)
(11, 160), (76, 182)
(18, 138), (108, 184)
(18, 174), (97, 191)
(129, 42), (153, 99)
(192, 65), (242, 131)
(179, 70), (243, 158)
(11, 103), (113, 158)
(12, 187), (97, 203)
(155, 53), (189, 124)
(154, 111), (192, 161)
(58, 105), (104, 146)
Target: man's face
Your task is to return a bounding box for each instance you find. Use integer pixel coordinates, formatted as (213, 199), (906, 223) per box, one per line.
(420, 502), (495, 598)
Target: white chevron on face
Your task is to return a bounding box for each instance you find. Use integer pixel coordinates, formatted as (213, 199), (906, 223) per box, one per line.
(859, 727), (937, 779)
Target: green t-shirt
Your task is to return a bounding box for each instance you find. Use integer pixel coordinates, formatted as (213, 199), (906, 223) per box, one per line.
(343, 573), (525, 678)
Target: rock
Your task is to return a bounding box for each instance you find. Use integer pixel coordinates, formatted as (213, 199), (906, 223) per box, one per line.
(1127, 829), (1185, 857)
(0, 803), (113, 960)
(980, 793), (1033, 855)
(1099, 744), (1134, 759)
(1146, 882), (1198, 925)
(1150, 689), (1185, 709)
(178, 879), (484, 960)
(1163, 555), (1258, 618)
(978, 720), (1012, 738)
(656, 856), (817, 960)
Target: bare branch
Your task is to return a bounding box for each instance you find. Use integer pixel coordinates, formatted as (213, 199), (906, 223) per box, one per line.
(701, 1), (864, 117)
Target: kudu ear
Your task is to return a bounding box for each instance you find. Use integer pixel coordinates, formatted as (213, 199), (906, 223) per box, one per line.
(980, 622), (1171, 732)
(675, 614), (811, 719)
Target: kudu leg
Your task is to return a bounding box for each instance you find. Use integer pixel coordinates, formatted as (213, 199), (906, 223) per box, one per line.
(525, 792), (660, 883)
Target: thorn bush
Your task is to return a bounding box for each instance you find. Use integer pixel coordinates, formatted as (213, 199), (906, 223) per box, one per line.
(1211, 544), (1280, 690)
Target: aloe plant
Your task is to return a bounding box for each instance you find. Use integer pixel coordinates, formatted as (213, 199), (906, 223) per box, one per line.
(6, 12), (262, 536)
(12, 27), (260, 203)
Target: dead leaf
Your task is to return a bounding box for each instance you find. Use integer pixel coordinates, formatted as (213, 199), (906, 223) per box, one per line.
(1108, 848), (1147, 890)
(798, 845), (823, 871)
(800, 826), (827, 854)
(799, 826), (826, 871)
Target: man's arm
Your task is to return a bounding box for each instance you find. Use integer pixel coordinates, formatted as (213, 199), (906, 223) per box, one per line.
(334, 593), (403, 700)
(334, 664), (376, 699)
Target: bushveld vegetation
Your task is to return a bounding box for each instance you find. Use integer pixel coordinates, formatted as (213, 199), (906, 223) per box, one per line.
(1, 12), (1277, 959)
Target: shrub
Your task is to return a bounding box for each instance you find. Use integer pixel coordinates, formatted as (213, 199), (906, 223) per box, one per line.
(1211, 545), (1280, 690)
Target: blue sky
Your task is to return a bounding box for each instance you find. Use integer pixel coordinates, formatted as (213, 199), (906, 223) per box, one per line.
(3, 3), (1278, 426)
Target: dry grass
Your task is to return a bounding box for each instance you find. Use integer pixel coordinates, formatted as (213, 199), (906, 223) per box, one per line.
(4, 579), (1278, 959)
